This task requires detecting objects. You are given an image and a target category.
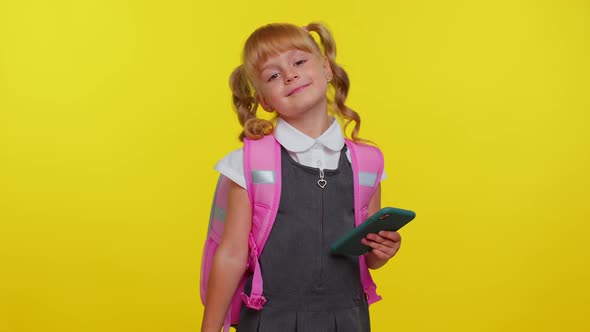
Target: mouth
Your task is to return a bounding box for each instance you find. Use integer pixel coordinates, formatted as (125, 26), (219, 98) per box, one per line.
(287, 83), (311, 96)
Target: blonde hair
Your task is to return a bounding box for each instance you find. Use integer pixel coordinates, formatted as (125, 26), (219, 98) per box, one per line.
(230, 22), (365, 142)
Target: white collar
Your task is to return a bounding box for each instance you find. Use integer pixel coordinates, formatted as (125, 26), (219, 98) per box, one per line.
(274, 117), (345, 153)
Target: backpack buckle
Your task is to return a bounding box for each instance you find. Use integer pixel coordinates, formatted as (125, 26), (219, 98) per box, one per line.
(364, 285), (383, 305)
(240, 292), (267, 310)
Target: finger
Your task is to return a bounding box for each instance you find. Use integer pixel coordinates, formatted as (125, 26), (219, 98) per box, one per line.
(366, 231), (400, 244)
(364, 233), (382, 242)
(365, 233), (399, 249)
(369, 245), (399, 261)
(364, 236), (393, 249)
(378, 231), (402, 242)
(361, 237), (385, 251)
(363, 237), (399, 255)
(368, 248), (390, 261)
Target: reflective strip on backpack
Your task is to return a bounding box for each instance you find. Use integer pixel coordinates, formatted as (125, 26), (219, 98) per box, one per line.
(207, 176), (223, 234)
(251, 170), (275, 184)
(212, 205), (226, 223)
(359, 171), (378, 187)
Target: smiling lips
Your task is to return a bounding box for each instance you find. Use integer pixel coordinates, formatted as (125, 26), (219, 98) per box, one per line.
(287, 83), (311, 96)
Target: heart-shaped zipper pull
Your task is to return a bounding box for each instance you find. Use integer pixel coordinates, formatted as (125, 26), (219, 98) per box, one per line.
(317, 169), (327, 189)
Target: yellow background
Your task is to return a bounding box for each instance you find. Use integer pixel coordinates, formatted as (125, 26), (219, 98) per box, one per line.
(1, 0), (589, 331)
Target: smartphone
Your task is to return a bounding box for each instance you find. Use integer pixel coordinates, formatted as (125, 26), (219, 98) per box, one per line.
(330, 207), (415, 256)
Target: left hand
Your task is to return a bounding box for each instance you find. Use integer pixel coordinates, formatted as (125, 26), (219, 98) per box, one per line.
(362, 231), (402, 269)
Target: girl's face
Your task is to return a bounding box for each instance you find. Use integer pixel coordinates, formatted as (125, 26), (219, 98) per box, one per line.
(253, 49), (332, 122)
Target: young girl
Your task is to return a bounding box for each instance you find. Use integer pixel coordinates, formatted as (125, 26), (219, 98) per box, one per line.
(201, 22), (402, 332)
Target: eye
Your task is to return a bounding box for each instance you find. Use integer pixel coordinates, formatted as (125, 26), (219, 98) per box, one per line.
(267, 73), (279, 82)
(294, 59), (307, 66)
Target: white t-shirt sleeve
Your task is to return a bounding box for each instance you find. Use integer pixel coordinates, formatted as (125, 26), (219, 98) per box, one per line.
(214, 148), (247, 189)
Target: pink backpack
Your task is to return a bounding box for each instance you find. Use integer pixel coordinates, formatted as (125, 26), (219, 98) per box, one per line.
(200, 135), (384, 331)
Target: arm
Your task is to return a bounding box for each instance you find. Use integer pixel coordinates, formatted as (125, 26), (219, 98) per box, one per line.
(362, 184), (402, 269)
(201, 180), (252, 332)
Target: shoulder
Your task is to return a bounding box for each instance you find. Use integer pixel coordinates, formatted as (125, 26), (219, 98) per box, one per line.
(214, 148), (246, 189)
(214, 136), (281, 190)
(345, 140), (388, 181)
(346, 140), (384, 161)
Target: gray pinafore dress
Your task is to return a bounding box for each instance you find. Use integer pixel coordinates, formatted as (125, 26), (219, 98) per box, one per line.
(238, 147), (370, 332)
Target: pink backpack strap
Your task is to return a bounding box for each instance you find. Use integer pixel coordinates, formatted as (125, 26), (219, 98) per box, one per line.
(241, 135), (282, 310)
(345, 139), (384, 305)
(203, 175), (243, 330)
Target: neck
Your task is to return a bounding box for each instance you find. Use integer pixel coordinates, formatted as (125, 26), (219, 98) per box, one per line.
(282, 111), (330, 138)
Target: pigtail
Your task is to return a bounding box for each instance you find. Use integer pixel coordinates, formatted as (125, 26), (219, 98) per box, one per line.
(304, 23), (366, 143)
(229, 65), (274, 141)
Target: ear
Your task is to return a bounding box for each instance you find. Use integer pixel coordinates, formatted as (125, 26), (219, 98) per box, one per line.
(256, 92), (274, 112)
(322, 56), (333, 82)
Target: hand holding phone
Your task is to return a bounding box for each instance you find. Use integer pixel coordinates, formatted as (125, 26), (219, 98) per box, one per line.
(330, 207), (415, 256)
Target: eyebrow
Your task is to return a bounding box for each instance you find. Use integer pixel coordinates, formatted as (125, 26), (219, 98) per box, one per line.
(260, 61), (279, 72)
(259, 49), (302, 72)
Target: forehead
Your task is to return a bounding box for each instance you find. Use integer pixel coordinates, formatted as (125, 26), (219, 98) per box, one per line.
(253, 46), (316, 72)
(258, 49), (310, 70)
(243, 31), (321, 76)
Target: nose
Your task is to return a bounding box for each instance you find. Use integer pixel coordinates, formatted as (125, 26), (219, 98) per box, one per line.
(285, 70), (299, 83)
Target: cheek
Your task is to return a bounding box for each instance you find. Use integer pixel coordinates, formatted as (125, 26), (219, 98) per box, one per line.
(314, 80), (329, 95)
(258, 88), (282, 108)
(265, 87), (283, 101)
